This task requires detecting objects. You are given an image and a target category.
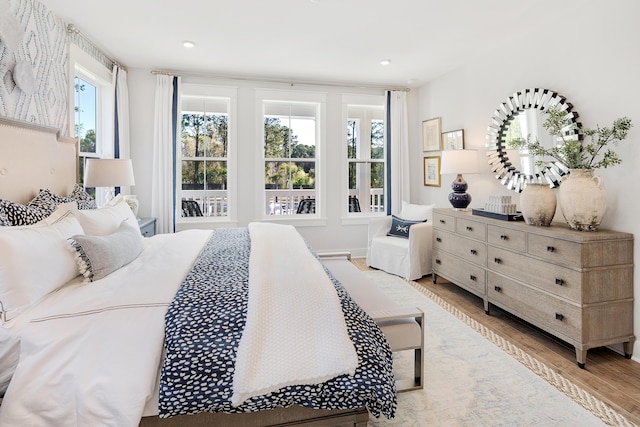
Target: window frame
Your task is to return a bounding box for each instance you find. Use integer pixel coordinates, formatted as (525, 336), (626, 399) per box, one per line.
(255, 89), (326, 225)
(177, 84), (238, 225)
(69, 44), (114, 203)
(342, 94), (387, 222)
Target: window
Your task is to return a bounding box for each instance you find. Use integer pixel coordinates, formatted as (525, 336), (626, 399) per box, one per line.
(263, 100), (319, 216)
(70, 45), (114, 200)
(178, 85), (236, 221)
(346, 103), (386, 213)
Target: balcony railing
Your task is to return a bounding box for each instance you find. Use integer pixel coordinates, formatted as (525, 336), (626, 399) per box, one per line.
(179, 188), (385, 218)
(181, 190), (228, 217)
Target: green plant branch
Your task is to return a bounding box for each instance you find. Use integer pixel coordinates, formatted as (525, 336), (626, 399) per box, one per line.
(506, 108), (632, 169)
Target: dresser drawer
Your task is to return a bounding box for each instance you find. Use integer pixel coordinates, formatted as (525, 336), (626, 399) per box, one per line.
(527, 234), (581, 267)
(487, 246), (582, 302)
(433, 250), (486, 296)
(456, 217), (487, 241)
(433, 211), (455, 232)
(433, 229), (487, 267)
(487, 271), (581, 342)
(487, 225), (526, 252)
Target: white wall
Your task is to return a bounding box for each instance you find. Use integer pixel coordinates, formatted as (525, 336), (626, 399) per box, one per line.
(412, 1), (640, 361)
(127, 71), (396, 256)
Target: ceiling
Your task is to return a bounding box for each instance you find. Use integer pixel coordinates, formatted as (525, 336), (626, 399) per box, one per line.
(41, 0), (580, 88)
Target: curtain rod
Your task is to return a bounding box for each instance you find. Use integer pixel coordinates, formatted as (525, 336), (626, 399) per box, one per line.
(66, 23), (124, 70)
(151, 69), (410, 92)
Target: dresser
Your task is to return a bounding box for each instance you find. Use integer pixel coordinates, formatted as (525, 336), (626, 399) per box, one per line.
(432, 208), (635, 368)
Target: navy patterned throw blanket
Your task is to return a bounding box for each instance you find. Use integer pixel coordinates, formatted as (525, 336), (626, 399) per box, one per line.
(159, 228), (397, 419)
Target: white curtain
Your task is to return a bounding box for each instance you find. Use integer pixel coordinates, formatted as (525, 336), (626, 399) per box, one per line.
(112, 65), (131, 194)
(387, 90), (411, 215)
(152, 75), (180, 234)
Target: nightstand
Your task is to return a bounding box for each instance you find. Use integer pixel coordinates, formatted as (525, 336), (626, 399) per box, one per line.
(138, 217), (156, 237)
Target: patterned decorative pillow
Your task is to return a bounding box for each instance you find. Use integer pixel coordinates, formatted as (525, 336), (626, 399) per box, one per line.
(68, 220), (143, 283)
(387, 215), (427, 239)
(0, 199), (47, 226)
(0, 206), (9, 226)
(68, 184), (97, 210)
(27, 189), (63, 217)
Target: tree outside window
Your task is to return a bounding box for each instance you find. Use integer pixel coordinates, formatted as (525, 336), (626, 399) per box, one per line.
(347, 103), (385, 213)
(263, 101), (317, 215)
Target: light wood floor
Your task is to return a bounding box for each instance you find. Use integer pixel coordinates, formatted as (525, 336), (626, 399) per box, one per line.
(353, 260), (640, 426)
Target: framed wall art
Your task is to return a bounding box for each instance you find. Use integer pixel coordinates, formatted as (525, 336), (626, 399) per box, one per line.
(442, 129), (465, 150)
(423, 156), (441, 187)
(422, 117), (442, 151)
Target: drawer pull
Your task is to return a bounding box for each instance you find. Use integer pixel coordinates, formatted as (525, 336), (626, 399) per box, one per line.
(555, 313), (565, 321)
(466, 226), (473, 231)
(470, 275), (477, 281)
(494, 257), (502, 264)
(547, 246), (555, 253)
(494, 286), (502, 292)
(435, 259), (441, 265)
(500, 234), (508, 241)
(555, 278), (565, 286)
(439, 219), (446, 224)
(436, 237), (442, 242)
(470, 249), (477, 255)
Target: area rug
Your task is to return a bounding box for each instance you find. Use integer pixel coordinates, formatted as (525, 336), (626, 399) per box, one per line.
(359, 270), (634, 427)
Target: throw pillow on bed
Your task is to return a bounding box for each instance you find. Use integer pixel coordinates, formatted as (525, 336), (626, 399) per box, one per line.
(27, 189), (62, 217)
(0, 206), (8, 226)
(387, 214), (427, 239)
(67, 183), (97, 210)
(71, 195), (139, 236)
(68, 220), (143, 283)
(0, 198), (47, 226)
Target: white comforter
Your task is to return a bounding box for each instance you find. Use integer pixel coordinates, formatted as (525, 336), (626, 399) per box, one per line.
(0, 230), (212, 427)
(231, 223), (357, 406)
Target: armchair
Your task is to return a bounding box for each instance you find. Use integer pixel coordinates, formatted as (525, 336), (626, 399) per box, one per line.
(366, 203), (433, 281)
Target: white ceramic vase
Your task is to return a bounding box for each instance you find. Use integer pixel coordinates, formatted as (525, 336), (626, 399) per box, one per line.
(558, 169), (606, 231)
(519, 183), (556, 226)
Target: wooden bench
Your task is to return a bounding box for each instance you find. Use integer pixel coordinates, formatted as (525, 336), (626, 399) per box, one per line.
(320, 253), (424, 392)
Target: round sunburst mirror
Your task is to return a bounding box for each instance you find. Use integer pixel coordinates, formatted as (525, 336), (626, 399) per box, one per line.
(485, 88), (582, 192)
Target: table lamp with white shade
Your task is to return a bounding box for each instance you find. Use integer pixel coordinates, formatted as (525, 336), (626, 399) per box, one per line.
(84, 158), (135, 206)
(440, 149), (480, 210)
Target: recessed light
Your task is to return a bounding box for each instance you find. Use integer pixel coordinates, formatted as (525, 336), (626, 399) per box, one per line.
(380, 59), (391, 66)
(183, 40), (195, 48)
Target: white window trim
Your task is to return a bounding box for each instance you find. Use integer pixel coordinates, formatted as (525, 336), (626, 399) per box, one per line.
(177, 84), (238, 225)
(255, 89), (327, 226)
(69, 44), (114, 157)
(69, 44), (114, 203)
(341, 94), (387, 224)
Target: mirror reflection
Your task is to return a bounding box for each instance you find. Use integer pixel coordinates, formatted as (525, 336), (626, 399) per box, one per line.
(504, 109), (558, 176)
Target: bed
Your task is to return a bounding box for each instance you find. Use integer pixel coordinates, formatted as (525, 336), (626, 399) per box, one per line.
(0, 117), (397, 427)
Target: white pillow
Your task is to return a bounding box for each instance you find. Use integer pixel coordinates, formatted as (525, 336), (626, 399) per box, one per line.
(400, 201), (434, 222)
(72, 195), (139, 236)
(0, 210), (84, 323)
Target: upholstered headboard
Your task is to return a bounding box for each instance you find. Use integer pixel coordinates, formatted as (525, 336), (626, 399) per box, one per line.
(0, 117), (78, 204)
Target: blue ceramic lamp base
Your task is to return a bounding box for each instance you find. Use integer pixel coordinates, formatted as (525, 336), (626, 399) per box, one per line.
(448, 174), (472, 210)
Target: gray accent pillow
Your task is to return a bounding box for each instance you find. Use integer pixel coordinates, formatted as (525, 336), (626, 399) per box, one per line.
(68, 220), (143, 282)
